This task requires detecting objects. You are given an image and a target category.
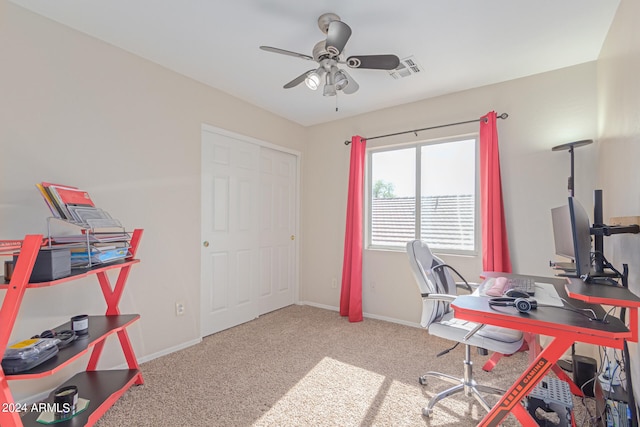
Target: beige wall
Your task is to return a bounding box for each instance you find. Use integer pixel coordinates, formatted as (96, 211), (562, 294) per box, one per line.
(0, 2), (306, 401)
(596, 0), (640, 409)
(302, 63), (599, 323)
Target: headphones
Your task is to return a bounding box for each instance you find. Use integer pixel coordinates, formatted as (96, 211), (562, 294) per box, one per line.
(32, 329), (77, 348)
(488, 297), (538, 313)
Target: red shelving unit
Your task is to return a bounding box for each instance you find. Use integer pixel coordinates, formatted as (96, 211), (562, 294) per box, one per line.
(0, 229), (144, 427)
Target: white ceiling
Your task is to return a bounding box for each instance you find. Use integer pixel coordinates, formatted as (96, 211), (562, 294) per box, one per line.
(11, 0), (620, 127)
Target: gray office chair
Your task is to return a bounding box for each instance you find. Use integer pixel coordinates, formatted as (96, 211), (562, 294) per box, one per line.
(406, 240), (524, 417)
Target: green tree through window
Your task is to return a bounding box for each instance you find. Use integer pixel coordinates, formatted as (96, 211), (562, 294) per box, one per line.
(373, 180), (396, 198)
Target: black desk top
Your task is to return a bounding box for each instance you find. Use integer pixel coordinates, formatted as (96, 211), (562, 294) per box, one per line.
(566, 277), (640, 308)
(453, 294), (629, 336)
(456, 272), (631, 341)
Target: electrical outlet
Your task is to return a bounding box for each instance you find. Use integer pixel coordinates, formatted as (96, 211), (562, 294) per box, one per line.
(331, 278), (338, 289)
(175, 301), (185, 316)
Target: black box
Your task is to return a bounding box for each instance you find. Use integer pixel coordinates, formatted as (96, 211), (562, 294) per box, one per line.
(13, 248), (71, 283)
(573, 354), (598, 397)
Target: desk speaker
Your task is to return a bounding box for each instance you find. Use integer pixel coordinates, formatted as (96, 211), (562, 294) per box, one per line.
(572, 354), (597, 397)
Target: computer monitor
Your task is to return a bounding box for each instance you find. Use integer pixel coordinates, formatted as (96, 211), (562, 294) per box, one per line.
(551, 204), (575, 260)
(568, 197), (593, 278)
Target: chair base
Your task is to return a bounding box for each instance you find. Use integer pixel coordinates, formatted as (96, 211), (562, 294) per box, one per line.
(419, 345), (505, 417)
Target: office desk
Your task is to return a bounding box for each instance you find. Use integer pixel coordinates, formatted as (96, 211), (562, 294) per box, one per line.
(479, 273), (610, 381)
(452, 274), (636, 427)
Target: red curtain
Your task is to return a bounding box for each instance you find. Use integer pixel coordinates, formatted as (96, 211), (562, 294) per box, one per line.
(340, 135), (366, 322)
(479, 112), (512, 273)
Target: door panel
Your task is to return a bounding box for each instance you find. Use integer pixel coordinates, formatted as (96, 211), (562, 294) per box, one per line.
(258, 147), (296, 314)
(201, 131), (260, 337)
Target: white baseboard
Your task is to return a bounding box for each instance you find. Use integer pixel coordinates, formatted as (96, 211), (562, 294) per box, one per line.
(363, 311), (421, 328)
(122, 337), (202, 367)
(298, 301), (338, 312)
(18, 337), (203, 406)
(298, 301), (421, 329)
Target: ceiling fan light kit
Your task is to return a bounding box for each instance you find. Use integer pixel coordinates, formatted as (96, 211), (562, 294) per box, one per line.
(260, 13), (400, 97)
(305, 70), (323, 90)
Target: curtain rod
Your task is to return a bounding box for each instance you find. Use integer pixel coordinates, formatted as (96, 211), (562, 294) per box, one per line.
(344, 113), (509, 145)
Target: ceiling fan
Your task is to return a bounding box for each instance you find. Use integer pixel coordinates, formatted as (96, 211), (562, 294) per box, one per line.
(260, 13), (400, 96)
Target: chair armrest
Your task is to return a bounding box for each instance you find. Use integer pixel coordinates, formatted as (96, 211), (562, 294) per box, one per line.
(456, 282), (479, 294)
(422, 293), (457, 303)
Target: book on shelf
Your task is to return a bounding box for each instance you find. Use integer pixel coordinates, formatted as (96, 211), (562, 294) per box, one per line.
(35, 183), (61, 218)
(39, 182), (79, 221)
(50, 233), (129, 244)
(67, 205), (109, 223)
(36, 182), (124, 232)
(53, 186), (94, 207)
(70, 246), (130, 266)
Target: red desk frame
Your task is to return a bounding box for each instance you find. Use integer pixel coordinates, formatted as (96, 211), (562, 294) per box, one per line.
(451, 276), (638, 427)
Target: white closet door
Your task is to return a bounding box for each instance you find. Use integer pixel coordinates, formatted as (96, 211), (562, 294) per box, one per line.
(201, 130), (260, 337)
(201, 128), (298, 337)
(258, 147), (297, 314)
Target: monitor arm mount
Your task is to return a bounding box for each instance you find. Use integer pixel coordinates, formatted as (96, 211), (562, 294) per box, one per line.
(590, 189), (639, 287)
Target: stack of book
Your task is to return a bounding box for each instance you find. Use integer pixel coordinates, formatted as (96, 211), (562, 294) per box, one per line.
(36, 182), (130, 267)
(37, 182), (101, 223)
(70, 245), (130, 267)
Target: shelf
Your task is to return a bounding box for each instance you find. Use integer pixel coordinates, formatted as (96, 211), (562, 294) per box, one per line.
(0, 259), (140, 289)
(18, 370), (141, 427)
(565, 278), (640, 308)
(5, 315), (139, 380)
(0, 230), (144, 427)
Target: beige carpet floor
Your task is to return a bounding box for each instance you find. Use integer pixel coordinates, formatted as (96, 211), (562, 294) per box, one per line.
(95, 305), (600, 426)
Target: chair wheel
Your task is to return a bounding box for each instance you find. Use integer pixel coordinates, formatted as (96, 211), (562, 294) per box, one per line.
(418, 376), (427, 385)
(422, 407), (433, 417)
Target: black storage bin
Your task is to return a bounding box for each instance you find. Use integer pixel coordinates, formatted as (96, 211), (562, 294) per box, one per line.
(13, 248), (71, 282)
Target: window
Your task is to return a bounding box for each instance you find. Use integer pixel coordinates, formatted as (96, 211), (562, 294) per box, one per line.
(367, 136), (477, 254)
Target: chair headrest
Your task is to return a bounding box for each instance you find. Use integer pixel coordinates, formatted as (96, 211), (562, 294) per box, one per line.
(406, 240), (436, 290)
(406, 240), (435, 268)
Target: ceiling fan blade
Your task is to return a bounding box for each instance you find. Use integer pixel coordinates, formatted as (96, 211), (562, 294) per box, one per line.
(341, 70), (359, 95)
(260, 46), (314, 61)
(326, 21), (352, 56)
(283, 70), (315, 89)
(346, 54), (400, 70)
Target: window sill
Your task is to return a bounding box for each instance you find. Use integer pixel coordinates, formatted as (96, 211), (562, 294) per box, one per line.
(366, 246), (478, 258)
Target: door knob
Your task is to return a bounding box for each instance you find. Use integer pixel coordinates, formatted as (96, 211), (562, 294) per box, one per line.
(203, 241), (209, 247)
(290, 235), (295, 241)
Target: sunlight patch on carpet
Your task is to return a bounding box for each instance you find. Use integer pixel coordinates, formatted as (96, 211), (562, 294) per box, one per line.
(373, 379), (478, 425)
(253, 357), (385, 426)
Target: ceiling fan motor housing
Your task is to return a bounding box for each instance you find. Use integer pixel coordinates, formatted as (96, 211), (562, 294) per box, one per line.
(317, 12), (341, 34)
(312, 41), (331, 61)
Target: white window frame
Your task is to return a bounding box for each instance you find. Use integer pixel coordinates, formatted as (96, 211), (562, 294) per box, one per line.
(366, 134), (480, 256)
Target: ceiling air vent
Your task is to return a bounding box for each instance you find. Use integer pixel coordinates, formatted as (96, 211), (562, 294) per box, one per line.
(388, 56), (423, 79)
